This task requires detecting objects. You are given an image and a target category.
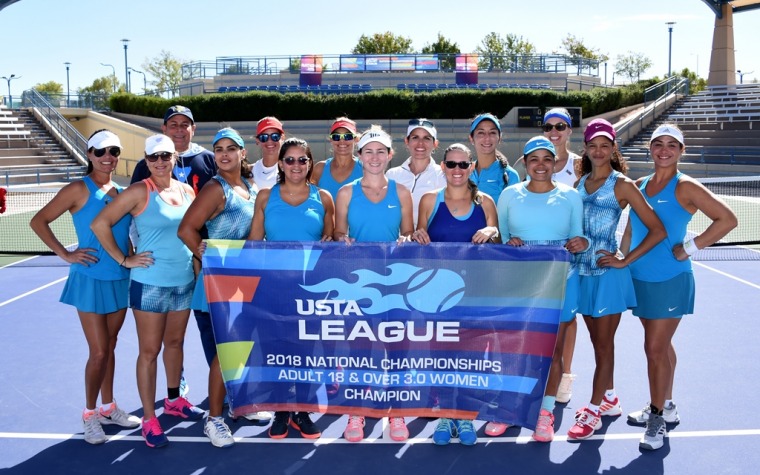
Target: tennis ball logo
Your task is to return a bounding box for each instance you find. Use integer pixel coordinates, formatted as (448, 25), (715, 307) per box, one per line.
(404, 268), (465, 313)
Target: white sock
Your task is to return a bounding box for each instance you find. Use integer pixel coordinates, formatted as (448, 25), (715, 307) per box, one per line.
(605, 389), (616, 400)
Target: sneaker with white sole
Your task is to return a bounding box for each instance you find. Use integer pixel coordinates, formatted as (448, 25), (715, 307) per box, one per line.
(141, 417), (168, 448)
(344, 415), (365, 442)
(628, 402), (680, 425)
(389, 417), (409, 441)
(98, 402), (140, 428)
(532, 409), (555, 442)
(432, 418), (454, 445)
(164, 396), (205, 420)
(455, 419), (477, 446)
(639, 414), (667, 450)
(567, 408), (602, 440)
(484, 421), (509, 436)
(83, 411), (106, 445)
(556, 373), (576, 404)
(204, 416), (235, 448)
(575, 395), (622, 420)
(229, 408), (272, 423)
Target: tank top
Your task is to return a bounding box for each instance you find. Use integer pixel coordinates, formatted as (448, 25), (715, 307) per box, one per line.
(71, 176), (131, 280)
(347, 179), (402, 242)
(317, 157), (363, 199)
(131, 178), (194, 286)
(576, 170), (623, 276)
(629, 172), (693, 282)
(427, 189), (487, 243)
(206, 175), (257, 239)
(264, 184), (325, 241)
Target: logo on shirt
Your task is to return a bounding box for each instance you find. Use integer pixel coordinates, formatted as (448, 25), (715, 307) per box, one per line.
(657, 199), (668, 204)
(668, 306), (678, 312)
(388, 205), (398, 209)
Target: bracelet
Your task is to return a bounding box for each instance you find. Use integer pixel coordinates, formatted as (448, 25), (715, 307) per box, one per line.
(683, 238), (699, 256)
(120, 256), (128, 267)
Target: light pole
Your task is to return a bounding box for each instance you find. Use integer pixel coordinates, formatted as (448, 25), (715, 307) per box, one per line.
(121, 38), (130, 93)
(666, 22), (676, 77)
(129, 67), (147, 94)
(64, 62), (71, 107)
(100, 63), (116, 92)
(1, 74), (18, 107)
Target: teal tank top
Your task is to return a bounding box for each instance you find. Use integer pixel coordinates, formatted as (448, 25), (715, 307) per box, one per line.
(347, 179), (402, 242)
(264, 184), (325, 241)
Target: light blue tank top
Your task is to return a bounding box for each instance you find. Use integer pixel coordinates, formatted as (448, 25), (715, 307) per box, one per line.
(576, 170), (623, 276)
(347, 179), (402, 242)
(131, 179), (194, 286)
(317, 157), (363, 199)
(629, 172), (693, 282)
(71, 176), (131, 280)
(206, 175), (257, 239)
(264, 184), (325, 241)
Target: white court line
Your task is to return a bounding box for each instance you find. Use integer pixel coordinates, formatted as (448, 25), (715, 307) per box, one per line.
(1, 429), (759, 444)
(0, 276), (67, 308)
(694, 261), (760, 291)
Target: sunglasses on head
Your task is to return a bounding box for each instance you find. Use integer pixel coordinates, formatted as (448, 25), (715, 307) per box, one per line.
(93, 147), (121, 158)
(145, 152), (174, 162)
(282, 156), (309, 166)
(257, 133), (282, 143)
(330, 133), (355, 142)
(443, 160), (471, 169)
(542, 122), (568, 132)
(408, 118), (435, 128)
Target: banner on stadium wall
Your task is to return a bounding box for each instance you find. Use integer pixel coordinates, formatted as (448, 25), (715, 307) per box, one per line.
(203, 241), (568, 430)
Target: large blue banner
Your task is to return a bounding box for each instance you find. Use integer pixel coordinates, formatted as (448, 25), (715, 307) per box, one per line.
(203, 241), (569, 430)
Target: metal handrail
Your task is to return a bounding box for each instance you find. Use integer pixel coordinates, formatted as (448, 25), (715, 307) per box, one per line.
(21, 89), (88, 164)
(644, 76), (683, 105)
(616, 78), (690, 147)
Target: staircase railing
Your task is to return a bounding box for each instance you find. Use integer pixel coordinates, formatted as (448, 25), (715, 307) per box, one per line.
(21, 89), (88, 164)
(616, 77), (690, 147)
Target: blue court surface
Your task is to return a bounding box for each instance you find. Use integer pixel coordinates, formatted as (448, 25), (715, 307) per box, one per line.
(0, 256), (758, 475)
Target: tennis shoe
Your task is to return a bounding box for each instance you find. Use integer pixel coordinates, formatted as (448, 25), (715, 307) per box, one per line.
(204, 416), (234, 448)
(639, 414), (667, 450)
(344, 415), (365, 442)
(556, 373), (576, 404)
(432, 418), (454, 445)
(163, 396), (205, 420)
(83, 410), (106, 445)
(98, 401), (140, 428)
(575, 395), (622, 420)
(389, 417), (409, 441)
(290, 412), (321, 439)
(567, 408), (601, 440)
(484, 421), (509, 436)
(628, 402), (680, 425)
(141, 417), (168, 448)
(455, 419), (477, 446)
(179, 375), (189, 398)
(532, 409), (555, 442)
(268, 411), (290, 439)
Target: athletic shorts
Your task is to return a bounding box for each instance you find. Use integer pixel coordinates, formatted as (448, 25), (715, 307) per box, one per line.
(60, 271), (128, 314)
(191, 270), (208, 312)
(129, 279), (194, 313)
(560, 272), (580, 323)
(631, 272), (695, 319)
(578, 267), (636, 317)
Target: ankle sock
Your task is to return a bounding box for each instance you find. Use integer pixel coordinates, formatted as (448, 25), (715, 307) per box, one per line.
(541, 396), (556, 412)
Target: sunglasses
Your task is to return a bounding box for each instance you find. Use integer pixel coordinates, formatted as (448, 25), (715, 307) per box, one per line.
(542, 122), (569, 132)
(408, 118), (435, 128)
(93, 147), (121, 158)
(282, 156), (309, 166)
(443, 160), (472, 170)
(145, 152), (174, 162)
(257, 133), (282, 143)
(330, 133), (355, 142)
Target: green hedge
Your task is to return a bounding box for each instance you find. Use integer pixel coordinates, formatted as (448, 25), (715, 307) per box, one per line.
(109, 85), (644, 122)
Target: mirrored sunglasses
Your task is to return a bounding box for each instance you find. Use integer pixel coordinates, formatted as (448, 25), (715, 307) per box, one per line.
(93, 147), (121, 158)
(257, 133), (282, 143)
(408, 118), (435, 128)
(330, 133), (355, 142)
(146, 152), (174, 162)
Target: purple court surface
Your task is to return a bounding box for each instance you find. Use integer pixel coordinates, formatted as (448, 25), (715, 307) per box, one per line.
(0, 256), (758, 475)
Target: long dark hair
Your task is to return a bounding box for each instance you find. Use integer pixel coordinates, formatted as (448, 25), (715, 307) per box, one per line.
(443, 143), (482, 205)
(86, 128), (111, 174)
(214, 127), (253, 179)
(277, 138), (314, 184)
(577, 138), (629, 176)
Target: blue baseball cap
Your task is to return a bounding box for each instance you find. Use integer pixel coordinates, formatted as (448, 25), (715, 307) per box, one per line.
(543, 108), (572, 125)
(523, 136), (556, 157)
(163, 105), (194, 124)
(213, 128), (245, 148)
(470, 113), (501, 135)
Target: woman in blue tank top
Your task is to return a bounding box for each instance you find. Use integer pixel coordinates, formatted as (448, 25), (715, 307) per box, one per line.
(178, 127), (259, 448)
(249, 137), (335, 441)
(311, 117), (362, 199)
(567, 119), (666, 442)
(620, 124), (737, 451)
(30, 129), (141, 444)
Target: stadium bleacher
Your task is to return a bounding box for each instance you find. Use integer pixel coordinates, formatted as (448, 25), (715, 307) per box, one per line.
(213, 82), (552, 95)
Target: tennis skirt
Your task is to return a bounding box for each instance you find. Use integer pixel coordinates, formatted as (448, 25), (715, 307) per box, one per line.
(578, 267), (636, 317)
(631, 272), (695, 319)
(60, 271), (129, 314)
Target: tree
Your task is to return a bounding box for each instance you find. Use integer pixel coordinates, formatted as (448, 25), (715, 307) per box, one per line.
(677, 67), (707, 94)
(475, 32), (536, 71)
(615, 51), (653, 83)
(559, 34), (609, 74)
(421, 33), (460, 71)
(78, 76), (122, 96)
(142, 50), (183, 97)
(34, 81), (63, 95)
(351, 32), (414, 54)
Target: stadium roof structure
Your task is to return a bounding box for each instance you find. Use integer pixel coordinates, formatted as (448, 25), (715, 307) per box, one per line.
(702, 0), (760, 17)
(0, 0), (20, 12)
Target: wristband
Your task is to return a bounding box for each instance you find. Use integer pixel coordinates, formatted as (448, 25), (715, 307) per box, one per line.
(683, 238), (699, 256)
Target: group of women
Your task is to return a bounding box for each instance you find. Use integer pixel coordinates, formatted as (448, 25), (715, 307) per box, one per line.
(32, 107), (736, 452)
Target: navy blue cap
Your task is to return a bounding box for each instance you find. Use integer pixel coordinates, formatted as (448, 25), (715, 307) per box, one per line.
(163, 105), (194, 124)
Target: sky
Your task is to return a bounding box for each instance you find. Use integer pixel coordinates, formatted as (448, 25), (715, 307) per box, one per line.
(1, 0), (759, 96)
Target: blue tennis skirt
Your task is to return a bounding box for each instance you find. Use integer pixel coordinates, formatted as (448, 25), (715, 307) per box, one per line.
(560, 272), (580, 323)
(631, 272), (695, 319)
(60, 271), (128, 314)
(578, 267), (636, 317)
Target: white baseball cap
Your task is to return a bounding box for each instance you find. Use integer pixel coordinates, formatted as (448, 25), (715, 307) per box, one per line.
(650, 124), (684, 145)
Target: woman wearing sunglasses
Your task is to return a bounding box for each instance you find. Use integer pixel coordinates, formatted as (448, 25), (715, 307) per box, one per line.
(249, 137), (335, 440)
(311, 117), (363, 199)
(496, 136), (588, 442)
(31, 130), (142, 445)
(468, 113), (520, 207)
(178, 127), (258, 448)
(333, 126), (414, 442)
(385, 118), (446, 227)
(252, 116), (286, 191)
(92, 134), (204, 448)
(412, 143), (500, 446)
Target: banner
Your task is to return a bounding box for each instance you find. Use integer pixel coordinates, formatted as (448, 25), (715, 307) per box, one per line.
(203, 241), (569, 430)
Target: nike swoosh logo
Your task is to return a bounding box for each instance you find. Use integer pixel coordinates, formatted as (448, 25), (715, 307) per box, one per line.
(570, 308), (578, 314)
(262, 171), (272, 175)
(486, 179), (498, 183)
(668, 306), (678, 312)
(598, 308), (607, 314)
(657, 199), (668, 203)
(388, 205), (397, 208)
